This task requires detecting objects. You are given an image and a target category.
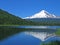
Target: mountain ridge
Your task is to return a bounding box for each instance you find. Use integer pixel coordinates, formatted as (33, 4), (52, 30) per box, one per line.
(24, 10), (57, 19)
(0, 9), (35, 25)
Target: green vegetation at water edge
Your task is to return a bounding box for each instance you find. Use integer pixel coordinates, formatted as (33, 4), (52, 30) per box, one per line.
(41, 40), (60, 45)
(55, 28), (60, 36)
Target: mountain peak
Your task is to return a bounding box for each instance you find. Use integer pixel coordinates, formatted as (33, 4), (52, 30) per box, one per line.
(40, 10), (47, 12)
(24, 10), (56, 19)
(40, 10), (49, 14)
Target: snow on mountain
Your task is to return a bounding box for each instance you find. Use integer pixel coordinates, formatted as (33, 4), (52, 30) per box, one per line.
(24, 10), (56, 19)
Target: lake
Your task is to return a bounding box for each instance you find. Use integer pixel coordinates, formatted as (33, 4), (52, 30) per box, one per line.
(0, 26), (60, 45)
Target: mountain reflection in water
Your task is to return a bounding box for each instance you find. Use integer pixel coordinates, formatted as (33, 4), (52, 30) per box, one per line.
(24, 29), (56, 41)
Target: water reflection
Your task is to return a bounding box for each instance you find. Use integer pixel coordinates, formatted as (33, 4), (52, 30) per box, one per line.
(24, 29), (56, 41)
(0, 32), (41, 45)
(0, 26), (60, 45)
(19, 26), (60, 29)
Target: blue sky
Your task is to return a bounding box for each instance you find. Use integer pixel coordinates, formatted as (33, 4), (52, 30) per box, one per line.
(0, 0), (60, 18)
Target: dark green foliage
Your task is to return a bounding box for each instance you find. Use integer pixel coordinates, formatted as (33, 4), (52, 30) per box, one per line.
(41, 40), (60, 45)
(0, 9), (35, 25)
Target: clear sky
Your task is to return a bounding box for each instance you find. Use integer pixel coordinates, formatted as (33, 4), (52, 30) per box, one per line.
(0, 0), (60, 18)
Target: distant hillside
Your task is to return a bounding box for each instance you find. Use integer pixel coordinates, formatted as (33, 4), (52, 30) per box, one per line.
(26, 18), (60, 25)
(0, 9), (34, 25)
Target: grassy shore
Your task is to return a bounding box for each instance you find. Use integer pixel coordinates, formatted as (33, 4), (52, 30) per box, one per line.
(55, 28), (60, 36)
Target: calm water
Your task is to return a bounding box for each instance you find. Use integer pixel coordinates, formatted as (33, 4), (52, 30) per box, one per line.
(18, 26), (60, 29)
(0, 26), (60, 45)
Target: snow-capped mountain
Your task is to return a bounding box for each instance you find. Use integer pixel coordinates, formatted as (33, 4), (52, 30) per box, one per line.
(25, 10), (56, 19)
